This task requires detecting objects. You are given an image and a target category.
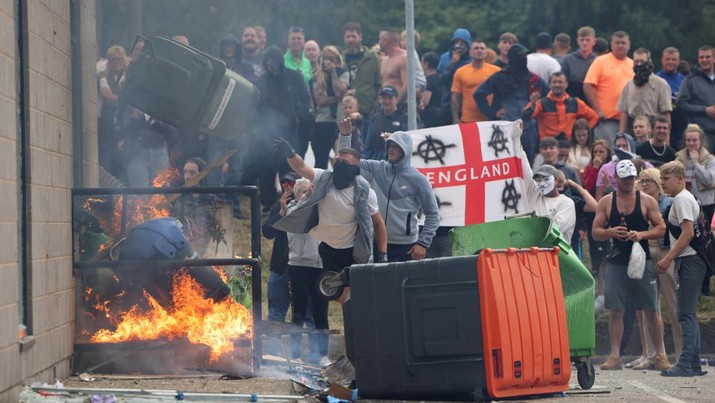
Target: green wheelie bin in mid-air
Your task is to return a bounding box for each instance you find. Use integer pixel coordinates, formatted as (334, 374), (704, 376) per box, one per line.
(121, 35), (259, 140)
(450, 216), (596, 389)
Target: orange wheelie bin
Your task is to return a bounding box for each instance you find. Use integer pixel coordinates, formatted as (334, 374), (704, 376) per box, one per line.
(328, 248), (570, 400)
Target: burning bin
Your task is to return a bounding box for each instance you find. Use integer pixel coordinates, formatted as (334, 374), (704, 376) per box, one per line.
(344, 249), (570, 400)
(122, 36), (259, 139)
(450, 216), (596, 388)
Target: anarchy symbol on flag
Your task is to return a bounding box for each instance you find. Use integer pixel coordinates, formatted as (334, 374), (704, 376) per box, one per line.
(408, 121), (527, 227)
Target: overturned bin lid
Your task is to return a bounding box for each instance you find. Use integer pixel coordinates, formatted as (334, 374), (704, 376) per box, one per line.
(122, 35), (259, 139)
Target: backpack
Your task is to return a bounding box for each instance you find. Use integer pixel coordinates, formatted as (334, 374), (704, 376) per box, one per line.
(664, 201), (715, 275)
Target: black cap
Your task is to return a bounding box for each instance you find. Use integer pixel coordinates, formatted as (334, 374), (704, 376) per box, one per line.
(379, 85), (398, 97)
(534, 32), (553, 50)
(507, 43), (529, 61)
(280, 172), (300, 183)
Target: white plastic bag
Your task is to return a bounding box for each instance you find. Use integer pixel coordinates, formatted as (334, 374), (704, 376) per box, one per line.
(628, 242), (646, 280)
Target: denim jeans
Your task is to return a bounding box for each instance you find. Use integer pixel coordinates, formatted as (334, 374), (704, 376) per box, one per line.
(267, 271), (290, 322)
(287, 265), (329, 361)
(674, 255), (707, 369)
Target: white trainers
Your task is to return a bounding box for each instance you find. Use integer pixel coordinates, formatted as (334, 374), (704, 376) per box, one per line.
(625, 355), (646, 369)
(594, 295), (605, 312)
(318, 356), (332, 367)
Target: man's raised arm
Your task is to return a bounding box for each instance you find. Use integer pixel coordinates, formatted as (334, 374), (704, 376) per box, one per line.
(273, 138), (315, 181)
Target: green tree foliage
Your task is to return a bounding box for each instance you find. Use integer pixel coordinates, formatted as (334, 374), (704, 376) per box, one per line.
(97, 0), (715, 68)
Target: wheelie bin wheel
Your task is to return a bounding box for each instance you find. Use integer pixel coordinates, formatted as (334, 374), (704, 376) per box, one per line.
(576, 358), (595, 389)
(317, 271), (345, 301)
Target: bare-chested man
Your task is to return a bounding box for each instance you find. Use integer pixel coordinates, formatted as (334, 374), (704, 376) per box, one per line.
(379, 28), (408, 104)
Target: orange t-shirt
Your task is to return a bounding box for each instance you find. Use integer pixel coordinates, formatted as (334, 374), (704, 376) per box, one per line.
(451, 63), (501, 122)
(583, 53), (633, 120)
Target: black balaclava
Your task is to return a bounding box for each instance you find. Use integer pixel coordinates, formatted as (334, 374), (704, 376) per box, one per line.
(633, 60), (654, 86)
(507, 43), (530, 76)
(332, 160), (360, 190)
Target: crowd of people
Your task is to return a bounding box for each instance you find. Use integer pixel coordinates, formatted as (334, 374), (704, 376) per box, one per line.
(95, 22), (714, 375)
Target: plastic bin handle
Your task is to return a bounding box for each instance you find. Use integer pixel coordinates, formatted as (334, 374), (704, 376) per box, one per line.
(504, 211), (537, 220)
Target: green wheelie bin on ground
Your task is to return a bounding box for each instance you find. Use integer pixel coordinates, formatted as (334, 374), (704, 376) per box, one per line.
(450, 216), (596, 389)
(121, 36), (259, 140)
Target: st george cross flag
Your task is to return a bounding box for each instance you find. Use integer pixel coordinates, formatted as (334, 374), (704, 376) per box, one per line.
(409, 121), (527, 227)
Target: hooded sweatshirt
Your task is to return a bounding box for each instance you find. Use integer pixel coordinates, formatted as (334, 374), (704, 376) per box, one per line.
(437, 28), (472, 74)
(219, 34), (241, 70)
(474, 43), (549, 121)
(339, 131), (440, 247)
(677, 69), (715, 133)
(256, 46), (311, 145)
(437, 29), (473, 117)
(219, 33), (260, 83)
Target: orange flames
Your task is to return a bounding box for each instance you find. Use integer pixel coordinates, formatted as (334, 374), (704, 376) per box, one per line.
(82, 168), (252, 361)
(91, 271), (252, 361)
(122, 167), (181, 235)
(83, 167), (180, 239)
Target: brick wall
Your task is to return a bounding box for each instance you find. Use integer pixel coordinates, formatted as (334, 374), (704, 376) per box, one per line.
(0, 0), (96, 399)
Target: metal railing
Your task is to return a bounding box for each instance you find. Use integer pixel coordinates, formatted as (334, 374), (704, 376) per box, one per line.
(71, 185), (262, 373)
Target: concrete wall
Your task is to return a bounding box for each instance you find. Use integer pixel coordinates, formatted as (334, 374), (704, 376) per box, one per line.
(0, 0), (97, 400)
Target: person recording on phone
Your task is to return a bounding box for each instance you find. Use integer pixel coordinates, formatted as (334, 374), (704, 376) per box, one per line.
(310, 46), (349, 169)
(436, 29), (472, 123)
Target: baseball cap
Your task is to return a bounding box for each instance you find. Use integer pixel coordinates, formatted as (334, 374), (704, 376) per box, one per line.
(533, 164), (559, 179)
(280, 172), (301, 183)
(379, 85), (398, 97)
(616, 160), (637, 178)
(507, 43), (529, 60)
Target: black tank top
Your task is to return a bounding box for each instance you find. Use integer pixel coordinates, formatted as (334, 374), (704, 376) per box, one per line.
(607, 191), (651, 264)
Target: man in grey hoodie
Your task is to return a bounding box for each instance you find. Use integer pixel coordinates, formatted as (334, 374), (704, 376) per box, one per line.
(677, 45), (715, 152)
(338, 118), (440, 261)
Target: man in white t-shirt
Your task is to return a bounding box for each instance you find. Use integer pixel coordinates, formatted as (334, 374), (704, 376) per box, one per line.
(527, 32), (562, 83)
(521, 161), (576, 241)
(272, 138), (388, 269)
(657, 160), (710, 377)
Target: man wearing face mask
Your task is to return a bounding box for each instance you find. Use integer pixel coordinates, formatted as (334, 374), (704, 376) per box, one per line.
(336, 119), (440, 262)
(271, 138), (388, 270)
(618, 48), (672, 137)
(520, 161), (576, 241)
(474, 43), (550, 162)
(592, 159), (669, 371)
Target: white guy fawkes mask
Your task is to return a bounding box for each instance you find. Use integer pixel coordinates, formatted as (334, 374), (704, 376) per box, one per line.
(535, 175), (556, 196)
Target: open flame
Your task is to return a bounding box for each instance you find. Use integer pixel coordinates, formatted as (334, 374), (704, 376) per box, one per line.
(91, 271), (252, 361)
(81, 168), (252, 362)
(83, 167), (180, 239)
